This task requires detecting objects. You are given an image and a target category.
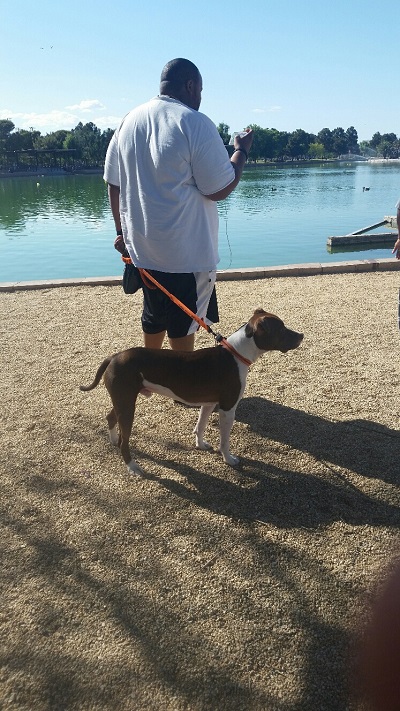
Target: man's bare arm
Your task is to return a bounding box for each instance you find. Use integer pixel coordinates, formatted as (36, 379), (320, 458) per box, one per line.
(205, 130), (253, 202)
(206, 152), (247, 202)
(107, 183), (122, 232)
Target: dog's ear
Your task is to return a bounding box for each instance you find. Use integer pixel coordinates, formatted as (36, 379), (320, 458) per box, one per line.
(245, 322), (254, 338)
(245, 308), (268, 338)
(258, 317), (271, 333)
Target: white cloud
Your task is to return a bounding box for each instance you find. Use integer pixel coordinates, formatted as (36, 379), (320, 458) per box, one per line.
(0, 106), (120, 133)
(65, 99), (105, 111)
(252, 106), (282, 114)
(94, 115), (121, 129)
(0, 109), (79, 130)
(0, 110), (14, 120)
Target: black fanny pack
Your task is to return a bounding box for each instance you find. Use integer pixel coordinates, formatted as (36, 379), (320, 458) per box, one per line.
(122, 260), (142, 294)
(115, 235), (143, 295)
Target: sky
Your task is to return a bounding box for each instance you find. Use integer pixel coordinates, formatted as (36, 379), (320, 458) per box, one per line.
(1, 0), (399, 142)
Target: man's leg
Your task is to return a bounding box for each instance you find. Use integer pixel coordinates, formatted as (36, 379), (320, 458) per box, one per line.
(143, 331), (194, 350)
(143, 331), (166, 349)
(169, 333), (195, 351)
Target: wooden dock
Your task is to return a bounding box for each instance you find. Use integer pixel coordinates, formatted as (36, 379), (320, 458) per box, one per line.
(327, 216), (397, 250)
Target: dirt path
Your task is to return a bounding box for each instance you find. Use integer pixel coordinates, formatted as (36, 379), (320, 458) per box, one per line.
(1, 271), (399, 710)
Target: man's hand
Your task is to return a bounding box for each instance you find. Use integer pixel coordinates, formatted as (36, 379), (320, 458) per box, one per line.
(392, 238), (400, 260)
(234, 128), (254, 155)
(114, 233), (126, 254)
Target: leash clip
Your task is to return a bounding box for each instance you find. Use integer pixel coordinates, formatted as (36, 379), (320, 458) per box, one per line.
(210, 330), (224, 344)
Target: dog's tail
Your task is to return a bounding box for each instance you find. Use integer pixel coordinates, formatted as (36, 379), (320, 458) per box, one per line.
(80, 356), (113, 392)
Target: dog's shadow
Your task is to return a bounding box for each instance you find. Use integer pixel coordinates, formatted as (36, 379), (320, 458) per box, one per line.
(236, 396), (399, 485)
(140, 397), (400, 530)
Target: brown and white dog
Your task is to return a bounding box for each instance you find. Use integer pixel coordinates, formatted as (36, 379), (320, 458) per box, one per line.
(80, 309), (303, 474)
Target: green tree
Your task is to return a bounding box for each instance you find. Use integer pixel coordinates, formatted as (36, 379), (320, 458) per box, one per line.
(359, 140), (376, 157)
(66, 122), (103, 165)
(308, 142), (325, 159)
(6, 128), (41, 152)
(331, 127), (348, 156)
(370, 132), (382, 148)
(317, 128), (333, 155)
(216, 123), (230, 145)
(345, 126), (359, 153)
(246, 124), (267, 161)
(379, 140), (392, 158)
(5, 128), (41, 168)
(377, 139), (399, 158)
(286, 129), (313, 159)
(63, 131), (79, 152)
(35, 130), (69, 150)
(100, 128), (115, 158)
(273, 131), (289, 160)
(380, 132), (397, 144)
(0, 119), (15, 140)
(260, 129), (276, 161)
(0, 119), (15, 166)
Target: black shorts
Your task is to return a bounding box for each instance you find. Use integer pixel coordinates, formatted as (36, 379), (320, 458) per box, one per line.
(141, 270), (219, 338)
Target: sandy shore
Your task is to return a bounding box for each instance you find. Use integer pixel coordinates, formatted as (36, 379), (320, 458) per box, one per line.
(1, 270), (400, 710)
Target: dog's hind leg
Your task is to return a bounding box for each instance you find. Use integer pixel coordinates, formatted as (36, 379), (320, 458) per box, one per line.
(218, 407), (239, 467)
(105, 379), (143, 474)
(113, 395), (144, 475)
(194, 404), (216, 452)
(106, 409), (119, 446)
(116, 400), (144, 475)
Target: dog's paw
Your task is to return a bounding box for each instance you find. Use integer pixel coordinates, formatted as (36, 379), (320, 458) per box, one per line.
(196, 439), (212, 451)
(139, 387), (153, 398)
(108, 426), (119, 446)
(126, 459), (144, 476)
(220, 451), (240, 467)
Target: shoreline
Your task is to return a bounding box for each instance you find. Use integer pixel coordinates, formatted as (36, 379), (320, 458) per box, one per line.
(1, 256), (399, 292)
(2, 157), (400, 181)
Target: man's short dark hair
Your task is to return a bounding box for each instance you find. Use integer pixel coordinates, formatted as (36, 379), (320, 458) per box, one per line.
(160, 58), (200, 93)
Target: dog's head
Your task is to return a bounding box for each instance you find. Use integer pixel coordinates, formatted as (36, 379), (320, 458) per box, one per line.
(245, 308), (303, 353)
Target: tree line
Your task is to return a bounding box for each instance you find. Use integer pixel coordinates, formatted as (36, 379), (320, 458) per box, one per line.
(217, 124), (400, 161)
(0, 119), (114, 171)
(1, 118), (399, 171)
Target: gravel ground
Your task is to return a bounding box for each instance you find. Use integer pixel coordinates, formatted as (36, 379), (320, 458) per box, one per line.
(1, 271), (399, 711)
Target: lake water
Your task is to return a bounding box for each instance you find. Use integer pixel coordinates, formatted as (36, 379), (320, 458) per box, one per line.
(1, 162), (399, 283)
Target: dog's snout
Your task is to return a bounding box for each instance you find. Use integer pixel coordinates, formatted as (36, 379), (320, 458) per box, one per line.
(293, 332), (304, 348)
(280, 329), (304, 353)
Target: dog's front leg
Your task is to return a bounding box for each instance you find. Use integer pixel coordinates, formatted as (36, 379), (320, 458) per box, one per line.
(218, 408), (239, 467)
(193, 404), (216, 452)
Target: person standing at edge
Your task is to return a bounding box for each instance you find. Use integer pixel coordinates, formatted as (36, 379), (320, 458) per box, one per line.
(392, 198), (400, 259)
(104, 57), (253, 351)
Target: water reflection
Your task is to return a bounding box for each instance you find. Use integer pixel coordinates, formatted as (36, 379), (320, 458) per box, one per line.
(228, 164), (359, 216)
(0, 174), (109, 232)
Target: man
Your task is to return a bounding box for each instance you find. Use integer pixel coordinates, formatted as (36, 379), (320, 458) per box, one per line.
(104, 57), (253, 351)
(392, 198), (400, 259)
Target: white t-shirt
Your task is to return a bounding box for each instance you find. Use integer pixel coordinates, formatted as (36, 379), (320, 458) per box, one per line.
(104, 96), (235, 272)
